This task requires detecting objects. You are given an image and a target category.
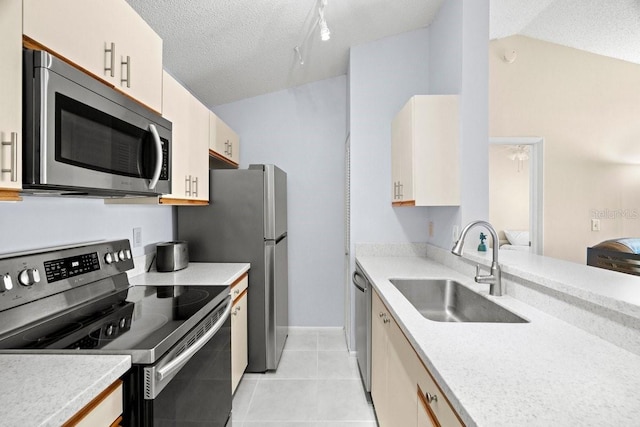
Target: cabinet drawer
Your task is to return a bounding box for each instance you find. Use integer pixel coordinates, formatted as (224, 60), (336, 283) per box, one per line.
(231, 274), (248, 302)
(63, 380), (123, 427)
(415, 360), (463, 427)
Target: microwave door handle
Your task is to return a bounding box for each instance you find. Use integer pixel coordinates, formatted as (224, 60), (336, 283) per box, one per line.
(155, 296), (232, 382)
(148, 124), (162, 190)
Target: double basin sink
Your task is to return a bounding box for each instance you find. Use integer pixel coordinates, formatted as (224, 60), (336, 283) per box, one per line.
(390, 278), (527, 323)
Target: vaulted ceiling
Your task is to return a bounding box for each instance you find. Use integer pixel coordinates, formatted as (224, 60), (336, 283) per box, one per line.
(125, 0), (640, 108)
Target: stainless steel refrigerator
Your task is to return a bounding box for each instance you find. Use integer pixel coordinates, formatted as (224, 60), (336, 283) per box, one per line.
(177, 164), (288, 372)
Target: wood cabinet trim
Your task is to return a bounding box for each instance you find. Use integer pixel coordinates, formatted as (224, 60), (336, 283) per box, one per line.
(392, 200), (416, 207)
(230, 273), (249, 288)
(62, 379), (123, 427)
(232, 288), (248, 306)
(209, 149), (239, 168)
(418, 386), (442, 427)
(159, 197), (208, 206)
(0, 189), (21, 202)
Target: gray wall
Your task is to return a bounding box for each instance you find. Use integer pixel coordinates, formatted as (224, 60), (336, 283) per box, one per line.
(349, 29), (431, 247)
(212, 76), (347, 327)
(0, 197), (172, 256)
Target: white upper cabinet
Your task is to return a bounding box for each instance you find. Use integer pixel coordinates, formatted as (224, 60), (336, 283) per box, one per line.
(0, 0), (22, 198)
(23, 0), (163, 112)
(161, 72), (209, 203)
(209, 112), (240, 168)
(391, 95), (460, 206)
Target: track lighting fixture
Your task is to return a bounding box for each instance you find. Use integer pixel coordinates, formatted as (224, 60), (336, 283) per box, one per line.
(318, 0), (330, 41)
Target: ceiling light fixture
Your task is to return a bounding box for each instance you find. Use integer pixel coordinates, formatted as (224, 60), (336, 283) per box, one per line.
(318, 0), (330, 41)
(294, 46), (304, 66)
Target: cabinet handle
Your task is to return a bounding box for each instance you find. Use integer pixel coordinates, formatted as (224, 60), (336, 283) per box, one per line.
(1, 132), (18, 182)
(383, 318), (390, 324)
(232, 306), (241, 316)
(379, 312), (385, 318)
(425, 391), (438, 404)
(399, 182), (404, 199)
(104, 42), (115, 77)
(234, 289), (240, 296)
(121, 55), (131, 88)
(185, 175), (191, 196)
(393, 182), (398, 199)
(229, 141), (233, 157)
(192, 177), (198, 198)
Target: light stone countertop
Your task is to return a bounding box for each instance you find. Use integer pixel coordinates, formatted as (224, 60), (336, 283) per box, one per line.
(356, 255), (640, 427)
(0, 354), (130, 427)
(129, 262), (250, 287)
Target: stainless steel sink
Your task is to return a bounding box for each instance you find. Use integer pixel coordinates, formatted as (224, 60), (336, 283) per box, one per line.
(389, 279), (528, 323)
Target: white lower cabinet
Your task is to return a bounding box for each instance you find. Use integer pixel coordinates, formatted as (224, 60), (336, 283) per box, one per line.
(371, 289), (464, 427)
(63, 379), (123, 427)
(231, 274), (248, 393)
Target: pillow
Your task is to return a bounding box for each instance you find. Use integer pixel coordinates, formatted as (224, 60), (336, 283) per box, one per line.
(504, 230), (529, 246)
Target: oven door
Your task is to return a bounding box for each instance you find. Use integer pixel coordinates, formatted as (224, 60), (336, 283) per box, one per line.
(24, 50), (171, 195)
(126, 296), (232, 427)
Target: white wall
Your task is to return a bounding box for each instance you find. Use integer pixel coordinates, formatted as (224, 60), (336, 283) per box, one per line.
(212, 76), (347, 327)
(0, 197), (173, 256)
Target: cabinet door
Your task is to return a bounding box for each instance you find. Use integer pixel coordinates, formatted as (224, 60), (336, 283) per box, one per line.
(23, 0), (162, 112)
(0, 0), (22, 194)
(391, 98), (414, 204)
(231, 291), (248, 393)
(161, 72), (209, 202)
(415, 357), (463, 427)
(387, 318), (417, 427)
(371, 291), (389, 426)
(209, 113), (240, 166)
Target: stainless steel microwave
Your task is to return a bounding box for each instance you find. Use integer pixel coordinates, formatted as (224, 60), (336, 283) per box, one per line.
(22, 49), (171, 197)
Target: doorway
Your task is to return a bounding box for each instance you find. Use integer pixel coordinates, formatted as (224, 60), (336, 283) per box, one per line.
(489, 137), (543, 255)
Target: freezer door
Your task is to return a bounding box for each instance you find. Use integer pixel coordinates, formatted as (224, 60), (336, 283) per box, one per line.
(257, 164), (287, 240)
(265, 235), (289, 370)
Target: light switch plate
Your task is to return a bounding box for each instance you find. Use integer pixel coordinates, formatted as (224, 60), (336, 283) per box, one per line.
(133, 227), (142, 247)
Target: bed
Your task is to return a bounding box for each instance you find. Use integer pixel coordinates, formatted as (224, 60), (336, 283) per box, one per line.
(587, 238), (640, 276)
(499, 229), (531, 252)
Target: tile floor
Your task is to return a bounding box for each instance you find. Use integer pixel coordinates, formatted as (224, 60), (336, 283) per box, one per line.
(231, 328), (377, 427)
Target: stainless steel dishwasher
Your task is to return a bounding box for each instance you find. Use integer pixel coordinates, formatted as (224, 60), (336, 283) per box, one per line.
(353, 264), (371, 399)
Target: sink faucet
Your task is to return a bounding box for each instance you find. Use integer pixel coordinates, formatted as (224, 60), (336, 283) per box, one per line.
(451, 220), (503, 296)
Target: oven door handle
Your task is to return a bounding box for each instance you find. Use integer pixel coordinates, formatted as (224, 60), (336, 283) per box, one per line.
(148, 123), (162, 190)
(155, 296), (232, 382)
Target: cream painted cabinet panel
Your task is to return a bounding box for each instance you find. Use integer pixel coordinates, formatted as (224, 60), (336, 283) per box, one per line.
(161, 72), (209, 202)
(0, 0), (22, 194)
(64, 380), (123, 427)
(209, 112), (240, 167)
(391, 95), (459, 206)
(387, 317), (418, 427)
(371, 290), (389, 427)
(231, 289), (248, 393)
(372, 289), (416, 427)
(23, 0), (162, 112)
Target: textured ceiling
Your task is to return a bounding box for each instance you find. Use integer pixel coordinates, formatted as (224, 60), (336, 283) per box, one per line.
(126, 0), (638, 108)
(126, 0), (445, 107)
(490, 0), (640, 65)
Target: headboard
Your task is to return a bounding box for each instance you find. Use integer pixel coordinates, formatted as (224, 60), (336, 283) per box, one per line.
(587, 238), (640, 276)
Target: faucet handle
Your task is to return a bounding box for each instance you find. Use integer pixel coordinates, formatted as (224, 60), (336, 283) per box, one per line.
(475, 264), (481, 277)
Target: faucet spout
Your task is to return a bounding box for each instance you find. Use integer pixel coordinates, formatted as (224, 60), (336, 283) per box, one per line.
(451, 220), (503, 296)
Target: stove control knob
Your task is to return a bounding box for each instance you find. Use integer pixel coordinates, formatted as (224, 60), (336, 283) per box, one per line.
(1, 274), (13, 292)
(119, 318), (127, 329)
(124, 249), (132, 260)
(118, 250), (126, 261)
(18, 268), (40, 287)
(104, 253), (114, 264)
(105, 324), (115, 336)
